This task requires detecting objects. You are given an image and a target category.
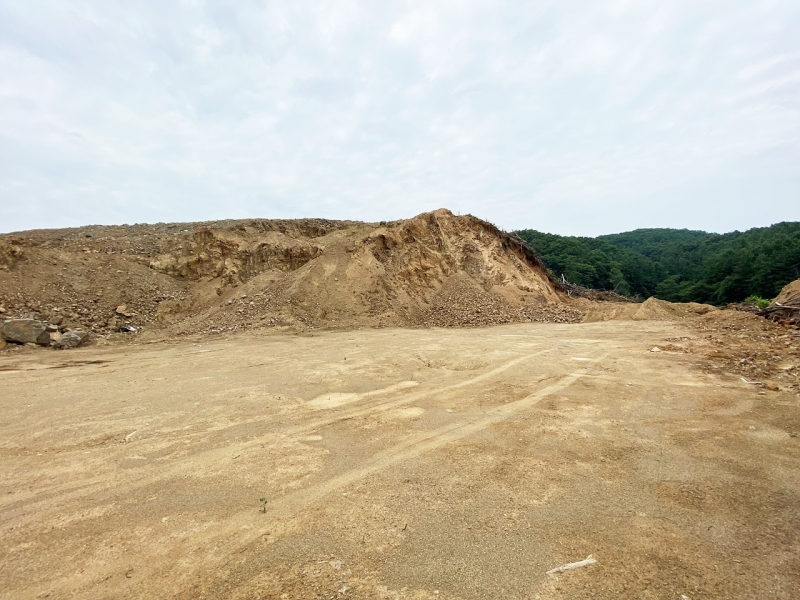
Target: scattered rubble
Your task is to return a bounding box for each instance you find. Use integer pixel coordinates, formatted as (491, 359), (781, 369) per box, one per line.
(651, 310), (800, 394)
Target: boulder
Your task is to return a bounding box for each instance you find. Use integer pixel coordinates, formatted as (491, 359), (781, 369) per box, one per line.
(54, 330), (89, 349)
(2, 319), (51, 345)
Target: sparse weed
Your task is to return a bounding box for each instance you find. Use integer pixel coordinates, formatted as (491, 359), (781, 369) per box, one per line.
(743, 295), (770, 309)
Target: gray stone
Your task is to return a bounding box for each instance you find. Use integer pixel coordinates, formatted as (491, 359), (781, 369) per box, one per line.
(2, 319), (50, 345)
(54, 330), (89, 349)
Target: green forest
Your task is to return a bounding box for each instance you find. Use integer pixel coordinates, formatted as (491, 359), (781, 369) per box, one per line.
(515, 222), (800, 305)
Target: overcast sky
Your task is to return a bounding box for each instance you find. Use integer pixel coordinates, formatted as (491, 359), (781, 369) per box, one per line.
(1, 1), (798, 236)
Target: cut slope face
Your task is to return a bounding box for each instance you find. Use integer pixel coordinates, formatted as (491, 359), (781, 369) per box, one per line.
(0, 210), (579, 339)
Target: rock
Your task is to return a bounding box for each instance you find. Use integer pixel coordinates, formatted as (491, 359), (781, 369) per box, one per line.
(0, 306), (6, 313)
(49, 331), (62, 342)
(119, 324), (138, 333)
(50, 315), (63, 326)
(764, 381), (780, 392)
(54, 330), (89, 349)
(45, 323), (59, 332)
(2, 319), (51, 345)
(116, 305), (134, 317)
(61, 319), (80, 331)
(0, 337), (5, 350)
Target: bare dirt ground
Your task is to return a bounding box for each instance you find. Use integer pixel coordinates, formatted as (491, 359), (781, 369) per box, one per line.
(2, 319), (799, 600)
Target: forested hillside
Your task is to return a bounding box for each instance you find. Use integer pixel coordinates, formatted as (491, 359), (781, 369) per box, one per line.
(515, 222), (800, 305)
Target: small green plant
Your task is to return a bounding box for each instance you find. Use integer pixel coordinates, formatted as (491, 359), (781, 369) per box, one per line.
(743, 295), (770, 309)
(259, 497), (268, 513)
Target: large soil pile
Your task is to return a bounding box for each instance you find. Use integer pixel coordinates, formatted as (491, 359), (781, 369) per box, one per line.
(579, 297), (718, 322)
(0, 209), (580, 340)
(774, 278), (800, 305)
(758, 278), (800, 327)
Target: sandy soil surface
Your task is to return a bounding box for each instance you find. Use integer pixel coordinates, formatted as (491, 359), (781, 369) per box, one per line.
(1, 320), (799, 600)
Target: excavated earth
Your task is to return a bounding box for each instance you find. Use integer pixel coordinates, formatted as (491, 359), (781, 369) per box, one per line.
(1, 212), (800, 599)
(0, 209), (578, 340)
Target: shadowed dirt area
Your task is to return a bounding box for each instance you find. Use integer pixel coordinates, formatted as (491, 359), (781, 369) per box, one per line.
(2, 320), (799, 599)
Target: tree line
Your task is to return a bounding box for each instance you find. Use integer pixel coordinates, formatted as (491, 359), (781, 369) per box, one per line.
(515, 222), (800, 305)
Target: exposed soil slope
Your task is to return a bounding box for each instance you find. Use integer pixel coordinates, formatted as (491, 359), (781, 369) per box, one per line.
(774, 278), (800, 305)
(0, 210), (579, 339)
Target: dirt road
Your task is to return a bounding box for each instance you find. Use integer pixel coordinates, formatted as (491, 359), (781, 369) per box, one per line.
(1, 321), (799, 599)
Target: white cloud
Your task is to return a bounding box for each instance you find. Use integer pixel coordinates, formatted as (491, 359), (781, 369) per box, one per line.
(0, 0), (798, 235)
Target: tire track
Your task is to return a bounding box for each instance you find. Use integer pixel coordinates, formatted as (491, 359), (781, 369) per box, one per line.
(18, 350), (609, 600)
(2, 349), (552, 526)
(168, 353), (608, 595)
(269, 354), (608, 519)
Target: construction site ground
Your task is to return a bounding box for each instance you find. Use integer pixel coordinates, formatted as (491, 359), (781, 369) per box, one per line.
(2, 318), (799, 600)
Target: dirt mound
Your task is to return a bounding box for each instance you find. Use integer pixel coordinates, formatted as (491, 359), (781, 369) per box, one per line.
(0, 210), (580, 341)
(773, 278), (800, 306)
(580, 297), (717, 322)
(758, 278), (800, 326)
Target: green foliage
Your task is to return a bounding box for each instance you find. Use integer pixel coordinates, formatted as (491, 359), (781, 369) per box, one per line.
(515, 229), (663, 298)
(515, 222), (800, 305)
(743, 295), (771, 309)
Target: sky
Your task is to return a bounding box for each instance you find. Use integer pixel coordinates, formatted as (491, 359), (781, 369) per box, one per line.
(0, 1), (798, 236)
